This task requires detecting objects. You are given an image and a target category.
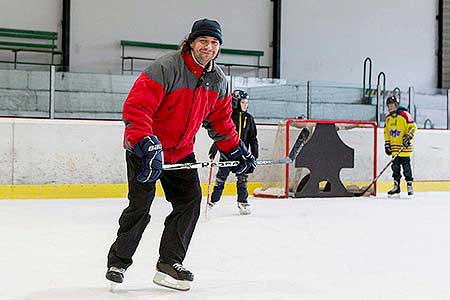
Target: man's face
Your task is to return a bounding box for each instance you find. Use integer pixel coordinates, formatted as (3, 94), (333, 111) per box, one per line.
(387, 103), (397, 113)
(240, 99), (248, 112)
(190, 36), (220, 66)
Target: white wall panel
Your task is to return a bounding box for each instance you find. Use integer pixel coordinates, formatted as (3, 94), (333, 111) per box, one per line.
(0, 0), (438, 88)
(0, 0), (62, 64)
(282, 0), (437, 89)
(70, 0), (272, 73)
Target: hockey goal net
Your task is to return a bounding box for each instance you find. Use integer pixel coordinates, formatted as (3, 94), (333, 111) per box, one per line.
(253, 119), (378, 198)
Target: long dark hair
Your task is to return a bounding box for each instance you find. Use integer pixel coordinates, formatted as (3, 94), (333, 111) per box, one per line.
(179, 36), (194, 54)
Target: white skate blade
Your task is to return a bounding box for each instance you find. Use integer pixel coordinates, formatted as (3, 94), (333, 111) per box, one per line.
(238, 204), (251, 215)
(239, 208), (251, 215)
(109, 282), (126, 293)
(387, 193), (401, 198)
(153, 271), (191, 291)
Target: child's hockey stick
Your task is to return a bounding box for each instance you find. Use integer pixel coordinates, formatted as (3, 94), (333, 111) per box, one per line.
(357, 144), (407, 197)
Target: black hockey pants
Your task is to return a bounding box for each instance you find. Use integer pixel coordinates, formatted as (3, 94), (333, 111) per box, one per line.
(391, 156), (413, 182)
(210, 167), (248, 203)
(107, 151), (202, 269)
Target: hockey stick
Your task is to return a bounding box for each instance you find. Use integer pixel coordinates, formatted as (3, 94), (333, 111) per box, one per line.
(357, 144), (406, 197)
(163, 157), (293, 171)
(164, 128), (309, 171)
(205, 158), (214, 220)
(288, 127), (310, 161)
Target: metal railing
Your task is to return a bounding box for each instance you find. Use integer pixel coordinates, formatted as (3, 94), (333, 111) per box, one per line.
(0, 67), (449, 129)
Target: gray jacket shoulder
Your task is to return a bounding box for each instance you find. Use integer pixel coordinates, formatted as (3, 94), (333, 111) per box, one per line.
(156, 51), (182, 67)
(143, 52), (181, 92)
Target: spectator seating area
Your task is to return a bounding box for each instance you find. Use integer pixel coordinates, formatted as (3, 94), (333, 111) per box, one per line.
(0, 27), (62, 69)
(120, 40), (270, 77)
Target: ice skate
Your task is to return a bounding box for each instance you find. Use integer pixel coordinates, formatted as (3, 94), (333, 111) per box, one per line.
(153, 261), (193, 291)
(387, 181), (400, 198)
(407, 181), (414, 196)
(106, 266), (125, 292)
(238, 202), (251, 215)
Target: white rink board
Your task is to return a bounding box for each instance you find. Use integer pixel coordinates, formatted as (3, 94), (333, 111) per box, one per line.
(0, 118), (449, 185)
(0, 120), (12, 184)
(0, 118), (126, 185)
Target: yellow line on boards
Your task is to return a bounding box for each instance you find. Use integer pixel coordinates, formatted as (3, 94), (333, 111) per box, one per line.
(0, 181), (449, 200)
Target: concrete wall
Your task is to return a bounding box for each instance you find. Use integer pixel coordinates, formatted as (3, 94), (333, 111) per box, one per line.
(0, 0), (62, 67)
(0, 69), (293, 121)
(0, 118), (449, 186)
(0, 0), (438, 88)
(3, 68), (449, 126)
(282, 0), (437, 89)
(70, 0), (272, 73)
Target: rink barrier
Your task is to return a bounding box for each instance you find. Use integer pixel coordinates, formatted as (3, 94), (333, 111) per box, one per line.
(1, 118), (450, 199)
(0, 181), (450, 199)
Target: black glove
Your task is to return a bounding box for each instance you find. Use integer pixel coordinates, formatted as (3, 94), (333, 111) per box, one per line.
(222, 140), (256, 175)
(133, 136), (163, 183)
(384, 144), (392, 156)
(402, 134), (412, 147)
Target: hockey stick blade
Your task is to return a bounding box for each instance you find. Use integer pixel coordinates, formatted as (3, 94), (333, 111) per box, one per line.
(288, 127), (310, 161)
(256, 157), (292, 165)
(163, 157), (292, 171)
(356, 144), (407, 197)
(356, 128), (414, 197)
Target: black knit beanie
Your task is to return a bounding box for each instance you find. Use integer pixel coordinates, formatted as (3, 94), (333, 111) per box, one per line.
(189, 19), (223, 44)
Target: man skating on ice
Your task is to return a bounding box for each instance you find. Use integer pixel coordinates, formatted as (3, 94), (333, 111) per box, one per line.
(384, 95), (417, 197)
(208, 90), (258, 215)
(106, 18), (256, 291)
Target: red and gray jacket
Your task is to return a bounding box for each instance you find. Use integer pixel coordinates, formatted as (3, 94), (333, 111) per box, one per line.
(122, 51), (239, 163)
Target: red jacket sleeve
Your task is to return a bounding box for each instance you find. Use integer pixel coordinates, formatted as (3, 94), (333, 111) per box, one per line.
(123, 72), (165, 148)
(203, 93), (239, 154)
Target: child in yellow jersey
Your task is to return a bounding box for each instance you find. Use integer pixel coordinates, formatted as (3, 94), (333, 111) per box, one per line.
(384, 96), (417, 196)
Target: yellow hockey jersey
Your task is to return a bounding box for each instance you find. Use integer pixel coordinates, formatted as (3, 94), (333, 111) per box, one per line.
(384, 107), (417, 157)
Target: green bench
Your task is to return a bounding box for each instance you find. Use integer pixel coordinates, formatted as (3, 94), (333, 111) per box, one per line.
(0, 27), (62, 69)
(120, 40), (270, 77)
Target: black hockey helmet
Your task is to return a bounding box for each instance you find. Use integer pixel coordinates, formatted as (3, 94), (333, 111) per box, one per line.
(386, 95), (399, 106)
(231, 89), (249, 109)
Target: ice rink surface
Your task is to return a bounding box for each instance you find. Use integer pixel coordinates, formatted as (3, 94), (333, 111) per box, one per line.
(1, 192), (450, 300)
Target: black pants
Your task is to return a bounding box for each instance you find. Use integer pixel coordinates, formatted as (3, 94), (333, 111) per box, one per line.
(107, 151), (202, 269)
(391, 156), (413, 182)
(210, 167), (248, 203)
